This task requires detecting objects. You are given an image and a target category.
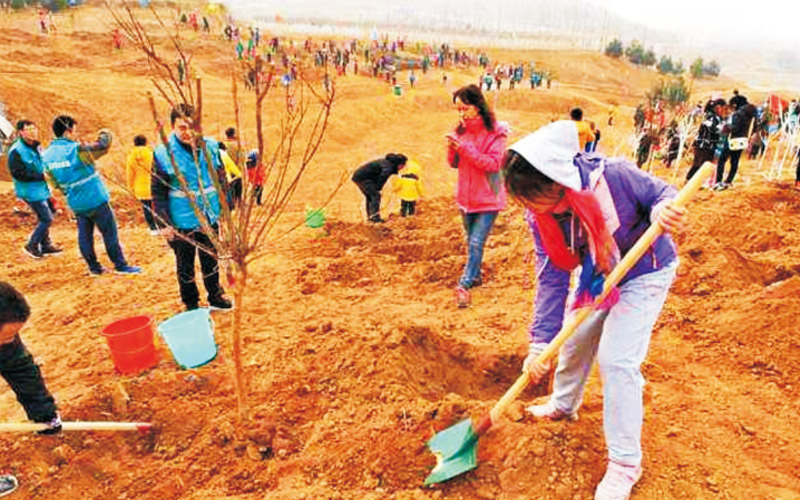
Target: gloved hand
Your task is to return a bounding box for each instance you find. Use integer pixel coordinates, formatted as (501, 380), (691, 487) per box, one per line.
(97, 128), (113, 145)
(37, 413), (62, 435)
(522, 342), (552, 383)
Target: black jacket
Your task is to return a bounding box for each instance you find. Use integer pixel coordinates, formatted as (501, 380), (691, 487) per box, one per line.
(728, 104), (757, 139)
(351, 158), (400, 190)
(730, 94), (748, 111)
(7, 140), (46, 183)
(694, 111), (722, 150)
(0, 335), (58, 423)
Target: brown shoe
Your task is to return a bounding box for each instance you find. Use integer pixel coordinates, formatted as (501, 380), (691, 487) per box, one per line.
(455, 286), (470, 308)
(41, 243), (63, 255)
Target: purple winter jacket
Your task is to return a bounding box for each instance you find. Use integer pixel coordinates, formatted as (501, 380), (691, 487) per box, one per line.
(527, 152), (678, 344)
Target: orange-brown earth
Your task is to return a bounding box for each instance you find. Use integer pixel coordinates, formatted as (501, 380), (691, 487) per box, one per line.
(1, 6), (799, 500)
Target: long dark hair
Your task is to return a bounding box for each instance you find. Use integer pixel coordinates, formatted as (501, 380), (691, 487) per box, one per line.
(453, 84), (495, 133)
(503, 150), (555, 202)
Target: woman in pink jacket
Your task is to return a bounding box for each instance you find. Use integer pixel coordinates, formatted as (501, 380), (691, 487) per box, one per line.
(447, 84), (509, 308)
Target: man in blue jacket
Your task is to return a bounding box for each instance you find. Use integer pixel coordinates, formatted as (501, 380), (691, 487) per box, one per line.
(42, 116), (140, 276)
(7, 120), (62, 259)
(151, 104), (232, 311)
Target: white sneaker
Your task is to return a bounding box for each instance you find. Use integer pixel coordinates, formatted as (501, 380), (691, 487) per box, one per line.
(594, 461), (643, 500)
(0, 474), (18, 497)
(525, 399), (578, 421)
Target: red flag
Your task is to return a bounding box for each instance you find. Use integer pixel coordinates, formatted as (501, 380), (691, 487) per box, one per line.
(768, 94), (788, 115)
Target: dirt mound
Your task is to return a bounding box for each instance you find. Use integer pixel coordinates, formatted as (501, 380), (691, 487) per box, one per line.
(1, 5), (800, 500)
(5, 49), (94, 69)
(669, 185), (800, 400)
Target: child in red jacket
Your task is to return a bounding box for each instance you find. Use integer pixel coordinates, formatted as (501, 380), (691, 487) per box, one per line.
(245, 150), (265, 205)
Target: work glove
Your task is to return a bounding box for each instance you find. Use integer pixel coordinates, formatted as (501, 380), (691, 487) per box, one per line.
(37, 413), (62, 435)
(522, 342), (553, 383)
(97, 128), (113, 147)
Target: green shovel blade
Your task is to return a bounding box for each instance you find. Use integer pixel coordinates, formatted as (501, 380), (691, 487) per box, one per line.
(423, 418), (479, 486)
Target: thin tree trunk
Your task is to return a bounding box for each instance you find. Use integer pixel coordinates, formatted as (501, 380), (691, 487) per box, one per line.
(256, 98), (264, 169)
(232, 265), (248, 421)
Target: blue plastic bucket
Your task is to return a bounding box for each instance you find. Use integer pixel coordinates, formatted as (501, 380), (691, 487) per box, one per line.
(157, 309), (217, 369)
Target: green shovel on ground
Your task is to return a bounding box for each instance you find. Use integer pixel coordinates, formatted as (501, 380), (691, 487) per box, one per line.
(423, 162), (714, 486)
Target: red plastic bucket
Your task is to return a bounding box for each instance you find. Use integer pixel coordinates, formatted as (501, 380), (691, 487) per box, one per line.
(101, 316), (159, 375)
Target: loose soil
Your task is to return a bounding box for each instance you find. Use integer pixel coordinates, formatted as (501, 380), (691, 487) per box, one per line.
(1, 6), (799, 500)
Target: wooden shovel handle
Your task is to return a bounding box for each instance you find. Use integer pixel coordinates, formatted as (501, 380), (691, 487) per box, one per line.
(487, 162), (714, 425)
(0, 422), (152, 433)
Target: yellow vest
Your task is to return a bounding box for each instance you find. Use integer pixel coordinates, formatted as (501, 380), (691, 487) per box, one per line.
(126, 145), (154, 200)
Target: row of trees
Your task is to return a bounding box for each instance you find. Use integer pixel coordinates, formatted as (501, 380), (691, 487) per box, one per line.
(2, 0), (76, 10)
(604, 38), (721, 78)
(689, 57), (720, 78)
(647, 77), (691, 107)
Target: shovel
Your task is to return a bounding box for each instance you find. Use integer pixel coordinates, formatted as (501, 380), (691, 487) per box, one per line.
(423, 162), (714, 486)
(0, 421), (153, 433)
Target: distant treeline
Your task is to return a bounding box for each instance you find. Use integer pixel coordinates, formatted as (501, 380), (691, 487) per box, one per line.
(2, 0), (82, 10)
(604, 38), (721, 78)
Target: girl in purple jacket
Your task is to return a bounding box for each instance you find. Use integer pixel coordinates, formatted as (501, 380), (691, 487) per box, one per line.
(502, 121), (687, 500)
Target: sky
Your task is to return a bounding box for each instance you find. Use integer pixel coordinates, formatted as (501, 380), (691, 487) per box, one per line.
(584, 0), (799, 45)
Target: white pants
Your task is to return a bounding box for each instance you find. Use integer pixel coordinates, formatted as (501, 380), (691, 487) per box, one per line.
(550, 262), (677, 467)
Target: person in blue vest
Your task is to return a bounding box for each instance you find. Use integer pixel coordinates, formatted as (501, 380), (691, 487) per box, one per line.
(7, 119), (63, 259)
(151, 104), (233, 311)
(42, 116), (141, 276)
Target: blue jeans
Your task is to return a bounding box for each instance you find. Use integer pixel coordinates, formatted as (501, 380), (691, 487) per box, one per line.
(458, 211), (498, 288)
(76, 202), (128, 271)
(549, 262), (677, 467)
(25, 200), (53, 249)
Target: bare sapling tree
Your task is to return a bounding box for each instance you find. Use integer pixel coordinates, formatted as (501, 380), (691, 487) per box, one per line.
(107, 2), (336, 421)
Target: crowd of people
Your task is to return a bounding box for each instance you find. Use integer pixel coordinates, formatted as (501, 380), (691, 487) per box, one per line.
(2, 107), (241, 494)
(7, 109), (236, 312)
(192, 15), (561, 101)
(479, 61), (555, 91)
(683, 90), (765, 190)
(636, 89), (800, 190)
(3, 7), (798, 500)
(6, 79), (686, 499)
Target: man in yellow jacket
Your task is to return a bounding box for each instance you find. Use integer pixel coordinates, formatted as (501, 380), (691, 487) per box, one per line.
(392, 159), (424, 216)
(126, 135), (157, 234)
